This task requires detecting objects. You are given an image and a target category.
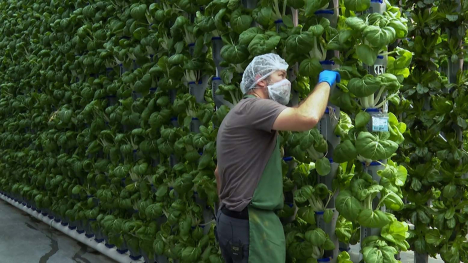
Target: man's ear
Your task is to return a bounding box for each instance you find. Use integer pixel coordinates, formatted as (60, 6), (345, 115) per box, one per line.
(256, 80), (269, 97)
(257, 79), (268, 88)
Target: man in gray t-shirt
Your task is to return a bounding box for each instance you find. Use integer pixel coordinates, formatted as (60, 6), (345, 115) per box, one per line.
(214, 53), (340, 263)
(216, 97), (286, 212)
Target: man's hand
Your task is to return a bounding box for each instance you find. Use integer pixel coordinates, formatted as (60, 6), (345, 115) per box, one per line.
(318, 70), (341, 87)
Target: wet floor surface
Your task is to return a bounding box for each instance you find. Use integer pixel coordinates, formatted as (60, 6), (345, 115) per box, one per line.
(0, 199), (116, 263)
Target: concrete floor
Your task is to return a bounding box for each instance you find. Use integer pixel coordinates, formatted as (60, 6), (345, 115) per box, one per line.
(0, 199), (116, 263)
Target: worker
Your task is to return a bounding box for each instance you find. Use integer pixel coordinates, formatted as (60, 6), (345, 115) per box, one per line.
(214, 53), (340, 263)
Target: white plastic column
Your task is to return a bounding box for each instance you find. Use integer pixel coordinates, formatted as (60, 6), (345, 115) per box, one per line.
(315, 1), (340, 262)
(358, 1), (388, 260)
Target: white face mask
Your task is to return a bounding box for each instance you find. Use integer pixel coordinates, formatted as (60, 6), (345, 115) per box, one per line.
(267, 79), (291, 105)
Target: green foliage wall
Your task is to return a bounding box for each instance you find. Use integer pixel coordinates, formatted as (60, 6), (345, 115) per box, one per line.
(0, 0), (467, 262)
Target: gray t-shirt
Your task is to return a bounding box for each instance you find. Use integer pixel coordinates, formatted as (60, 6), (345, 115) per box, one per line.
(216, 97), (287, 212)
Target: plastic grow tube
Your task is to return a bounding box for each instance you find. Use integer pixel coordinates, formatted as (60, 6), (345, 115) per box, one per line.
(0, 193), (144, 263)
(361, 161), (383, 166)
(364, 108), (380, 113)
(339, 247), (350, 252)
(320, 60), (335, 65)
(315, 10), (334, 15)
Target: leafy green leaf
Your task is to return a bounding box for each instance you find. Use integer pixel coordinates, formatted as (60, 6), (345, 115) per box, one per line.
(355, 111), (371, 128)
(425, 229), (442, 246)
(230, 9), (253, 34)
(356, 132), (399, 161)
(358, 209), (391, 228)
(305, 0), (329, 16)
(381, 220), (410, 251)
(363, 26), (396, 48)
(298, 207), (316, 225)
(337, 251), (353, 263)
(248, 34), (281, 56)
(362, 247), (384, 262)
(72, 185), (82, 194)
(334, 140), (358, 163)
(442, 184), (456, 199)
(316, 157), (331, 176)
(348, 75), (381, 98)
(336, 190), (363, 222)
(305, 228), (327, 246)
(383, 190), (404, 211)
(345, 17), (367, 31)
(220, 44), (249, 64)
(344, 0), (371, 12)
(356, 44), (377, 66)
(239, 28), (264, 46)
(286, 31), (314, 55)
(299, 58), (322, 78)
(324, 209), (334, 223)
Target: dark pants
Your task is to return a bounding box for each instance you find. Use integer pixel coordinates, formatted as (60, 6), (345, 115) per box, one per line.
(215, 209), (249, 263)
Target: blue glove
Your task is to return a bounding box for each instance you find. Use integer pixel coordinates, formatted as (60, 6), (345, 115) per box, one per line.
(318, 70), (341, 87)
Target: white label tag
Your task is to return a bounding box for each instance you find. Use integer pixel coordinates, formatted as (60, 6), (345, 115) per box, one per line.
(373, 65), (386, 75)
(367, 64), (386, 76)
(372, 115), (389, 132)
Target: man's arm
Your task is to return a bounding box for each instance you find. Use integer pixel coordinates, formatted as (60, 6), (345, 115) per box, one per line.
(273, 82), (331, 131)
(273, 71), (340, 132)
(215, 165), (221, 197)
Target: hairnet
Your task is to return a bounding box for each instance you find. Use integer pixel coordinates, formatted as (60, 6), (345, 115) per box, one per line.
(240, 53), (289, 94)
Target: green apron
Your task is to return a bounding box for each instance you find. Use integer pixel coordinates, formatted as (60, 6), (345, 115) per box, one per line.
(248, 127), (286, 262)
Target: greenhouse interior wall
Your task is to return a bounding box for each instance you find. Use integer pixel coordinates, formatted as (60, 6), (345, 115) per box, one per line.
(0, 0), (466, 262)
